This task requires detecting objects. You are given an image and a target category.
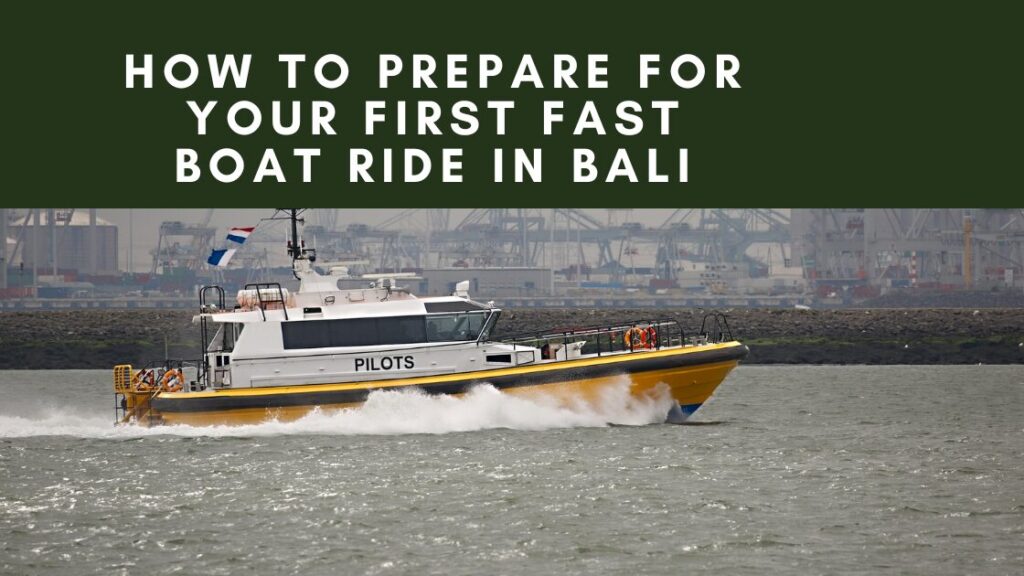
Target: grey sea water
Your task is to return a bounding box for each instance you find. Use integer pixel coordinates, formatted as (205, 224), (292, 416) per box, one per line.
(1, 366), (1022, 575)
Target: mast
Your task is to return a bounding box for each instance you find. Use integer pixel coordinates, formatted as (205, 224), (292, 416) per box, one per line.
(276, 208), (313, 280)
(287, 208), (301, 261)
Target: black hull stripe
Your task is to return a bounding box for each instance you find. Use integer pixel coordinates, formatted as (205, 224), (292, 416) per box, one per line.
(153, 345), (748, 413)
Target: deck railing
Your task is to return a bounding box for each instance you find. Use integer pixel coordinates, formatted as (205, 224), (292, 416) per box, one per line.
(499, 319), (686, 358)
(498, 313), (737, 360)
(699, 312), (734, 343)
(198, 285), (225, 388)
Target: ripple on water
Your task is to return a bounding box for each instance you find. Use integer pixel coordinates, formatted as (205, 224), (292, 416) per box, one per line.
(1, 366), (1023, 575)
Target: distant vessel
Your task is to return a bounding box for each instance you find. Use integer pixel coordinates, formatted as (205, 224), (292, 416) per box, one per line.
(114, 210), (748, 426)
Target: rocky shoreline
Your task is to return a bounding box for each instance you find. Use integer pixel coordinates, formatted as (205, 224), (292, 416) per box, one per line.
(0, 308), (1022, 369)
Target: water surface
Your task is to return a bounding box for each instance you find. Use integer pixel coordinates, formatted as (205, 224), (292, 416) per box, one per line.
(1, 366), (1022, 575)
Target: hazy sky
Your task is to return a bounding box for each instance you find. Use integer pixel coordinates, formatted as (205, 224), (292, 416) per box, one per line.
(97, 209), (691, 271)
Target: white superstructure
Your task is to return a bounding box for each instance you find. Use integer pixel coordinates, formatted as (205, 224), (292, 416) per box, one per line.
(197, 258), (533, 389)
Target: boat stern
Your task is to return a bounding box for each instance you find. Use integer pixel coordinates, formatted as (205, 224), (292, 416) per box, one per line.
(112, 364), (168, 426)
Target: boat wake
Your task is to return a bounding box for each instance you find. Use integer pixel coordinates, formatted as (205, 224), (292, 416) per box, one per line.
(0, 379), (677, 439)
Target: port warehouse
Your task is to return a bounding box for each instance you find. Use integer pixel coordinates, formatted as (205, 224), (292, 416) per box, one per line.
(6, 211), (118, 271)
(2, 209), (1023, 304)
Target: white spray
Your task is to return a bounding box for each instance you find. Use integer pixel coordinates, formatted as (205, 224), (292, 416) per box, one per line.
(0, 378), (677, 439)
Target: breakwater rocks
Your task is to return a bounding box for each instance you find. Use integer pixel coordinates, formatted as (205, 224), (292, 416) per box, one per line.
(0, 308), (1022, 369)
(494, 308), (1024, 365)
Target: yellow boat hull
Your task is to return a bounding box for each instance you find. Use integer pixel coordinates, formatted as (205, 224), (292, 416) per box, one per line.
(127, 341), (747, 427)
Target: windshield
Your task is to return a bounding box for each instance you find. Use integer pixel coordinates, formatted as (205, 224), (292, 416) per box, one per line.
(425, 312), (488, 342)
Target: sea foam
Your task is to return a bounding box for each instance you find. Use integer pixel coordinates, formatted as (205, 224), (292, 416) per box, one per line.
(0, 379), (675, 439)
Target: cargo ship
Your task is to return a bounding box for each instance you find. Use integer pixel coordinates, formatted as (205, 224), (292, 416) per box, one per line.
(113, 210), (748, 426)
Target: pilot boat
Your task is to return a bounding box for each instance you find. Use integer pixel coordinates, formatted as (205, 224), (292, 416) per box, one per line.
(113, 210), (748, 427)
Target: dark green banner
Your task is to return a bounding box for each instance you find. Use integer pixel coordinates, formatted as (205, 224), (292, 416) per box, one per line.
(3, 2), (1020, 207)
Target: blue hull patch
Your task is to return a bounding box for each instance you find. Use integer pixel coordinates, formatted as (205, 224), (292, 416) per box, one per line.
(666, 402), (703, 424)
(680, 403), (702, 416)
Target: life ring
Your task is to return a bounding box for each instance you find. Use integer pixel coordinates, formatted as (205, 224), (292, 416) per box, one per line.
(644, 326), (658, 349)
(624, 327), (647, 349)
(134, 369), (156, 392)
(159, 368), (185, 392)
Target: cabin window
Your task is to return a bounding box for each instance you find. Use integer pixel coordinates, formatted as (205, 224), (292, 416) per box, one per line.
(207, 323), (245, 353)
(378, 316), (428, 344)
(465, 314), (486, 340)
(486, 354), (512, 364)
(225, 322), (244, 351)
(425, 312), (487, 342)
(282, 320), (331, 349)
(282, 315), (430, 349)
(479, 310), (500, 341)
(329, 318), (378, 347)
(281, 312), (489, 350)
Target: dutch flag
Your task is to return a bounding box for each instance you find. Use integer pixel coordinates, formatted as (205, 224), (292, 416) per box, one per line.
(226, 226), (255, 244)
(207, 248), (236, 267)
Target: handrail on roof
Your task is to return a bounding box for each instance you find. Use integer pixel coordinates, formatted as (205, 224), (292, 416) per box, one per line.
(243, 282), (290, 321)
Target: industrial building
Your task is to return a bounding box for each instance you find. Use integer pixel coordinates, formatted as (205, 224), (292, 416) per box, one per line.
(3, 208), (1023, 305)
(791, 209), (1024, 297)
(4, 209), (118, 274)
(2, 209), (118, 298)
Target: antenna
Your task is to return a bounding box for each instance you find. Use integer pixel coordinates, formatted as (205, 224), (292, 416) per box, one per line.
(264, 209), (315, 279)
(288, 208), (301, 260)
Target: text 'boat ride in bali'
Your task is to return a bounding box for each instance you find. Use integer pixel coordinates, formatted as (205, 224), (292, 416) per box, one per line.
(113, 209), (748, 427)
